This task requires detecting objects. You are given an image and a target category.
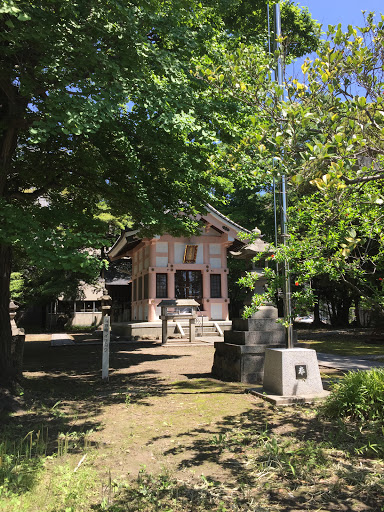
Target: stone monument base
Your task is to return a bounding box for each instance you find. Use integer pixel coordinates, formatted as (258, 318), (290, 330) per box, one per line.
(263, 348), (324, 396)
(212, 341), (285, 384)
(211, 306), (287, 384)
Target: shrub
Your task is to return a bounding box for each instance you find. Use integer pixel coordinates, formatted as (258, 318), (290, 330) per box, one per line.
(321, 368), (384, 422)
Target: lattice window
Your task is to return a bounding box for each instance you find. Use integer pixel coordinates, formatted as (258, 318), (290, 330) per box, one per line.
(210, 274), (222, 298)
(156, 273), (168, 298)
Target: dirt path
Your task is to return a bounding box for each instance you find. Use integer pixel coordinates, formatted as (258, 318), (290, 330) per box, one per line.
(4, 337), (381, 511)
(21, 339), (257, 484)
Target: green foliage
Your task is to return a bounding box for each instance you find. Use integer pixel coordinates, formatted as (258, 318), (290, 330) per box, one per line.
(9, 272), (23, 301)
(0, 0), (322, 384)
(0, 0), (238, 237)
(259, 435), (329, 481)
(0, 424), (96, 512)
(202, 14), (384, 321)
(44, 462), (98, 512)
(95, 468), (226, 512)
(218, 0), (320, 59)
(220, 186), (276, 240)
(0, 0), (321, 259)
(0, 429), (48, 498)
(209, 425), (329, 481)
(64, 325), (96, 333)
(321, 368), (384, 422)
(0, 1), (227, 304)
(280, 15), (384, 190)
(252, 179), (384, 321)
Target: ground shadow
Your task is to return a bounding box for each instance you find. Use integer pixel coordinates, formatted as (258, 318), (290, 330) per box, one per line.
(2, 340), (185, 455)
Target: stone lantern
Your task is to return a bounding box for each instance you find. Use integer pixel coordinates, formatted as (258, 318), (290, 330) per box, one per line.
(9, 300), (19, 335)
(158, 299), (199, 344)
(9, 300), (25, 379)
(101, 289), (112, 319)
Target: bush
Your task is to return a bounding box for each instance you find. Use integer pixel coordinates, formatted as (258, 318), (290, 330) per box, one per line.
(65, 325), (96, 333)
(321, 368), (384, 422)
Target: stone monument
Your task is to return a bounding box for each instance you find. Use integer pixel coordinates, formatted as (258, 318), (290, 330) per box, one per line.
(211, 265), (290, 384)
(211, 303), (287, 384)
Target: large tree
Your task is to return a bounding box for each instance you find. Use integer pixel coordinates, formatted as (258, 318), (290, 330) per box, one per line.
(0, 0), (319, 387)
(0, 0), (227, 387)
(262, 14), (384, 323)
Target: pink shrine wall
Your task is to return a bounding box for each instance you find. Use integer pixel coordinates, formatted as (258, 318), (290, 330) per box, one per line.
(129, 224), (233, 322)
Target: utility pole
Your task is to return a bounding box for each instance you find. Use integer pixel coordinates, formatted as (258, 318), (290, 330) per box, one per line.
(273, 2), (294, 348)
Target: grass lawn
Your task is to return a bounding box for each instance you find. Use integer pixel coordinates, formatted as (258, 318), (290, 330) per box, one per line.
(0, 335), (383, 511)
(297, 328), (384, 357)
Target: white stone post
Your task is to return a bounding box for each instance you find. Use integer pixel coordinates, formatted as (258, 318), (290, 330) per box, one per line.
(161, 305), (168, 345)
(102, 315), (110, 381)
(189, 318), (195, 342)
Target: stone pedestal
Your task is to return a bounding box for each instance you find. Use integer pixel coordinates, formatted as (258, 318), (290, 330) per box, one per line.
(211, 306), (288, 384)
(10, 301), (25, 379)
(263, 348), (324, 396)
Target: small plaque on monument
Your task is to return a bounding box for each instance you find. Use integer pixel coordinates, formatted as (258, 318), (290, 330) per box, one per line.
(295, 364), (307, 379)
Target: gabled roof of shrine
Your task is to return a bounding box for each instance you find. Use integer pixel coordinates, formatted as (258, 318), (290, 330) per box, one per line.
(108, 205), (267, 261)
(202, 204), (253, 235)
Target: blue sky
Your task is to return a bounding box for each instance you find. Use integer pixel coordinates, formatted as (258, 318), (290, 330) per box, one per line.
(288, 1), (383, 78)
(299, 0), (383, 29)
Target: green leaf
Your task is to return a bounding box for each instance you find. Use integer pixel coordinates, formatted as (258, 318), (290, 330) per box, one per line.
(17, 12), (31, 21)
(358, 96), (367, 107)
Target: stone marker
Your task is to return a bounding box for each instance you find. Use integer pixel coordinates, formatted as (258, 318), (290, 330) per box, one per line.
(263, 347), (324, 396)
(102, 315), (110, 381)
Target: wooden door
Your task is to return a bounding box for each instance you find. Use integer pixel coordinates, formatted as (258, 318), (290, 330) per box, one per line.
(175, 270), (202, 305)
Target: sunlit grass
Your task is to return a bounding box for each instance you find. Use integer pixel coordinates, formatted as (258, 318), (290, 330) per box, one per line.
(301, 337), (384, 356)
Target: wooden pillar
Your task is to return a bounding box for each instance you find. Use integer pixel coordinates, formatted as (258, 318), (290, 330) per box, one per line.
(168, 240), (174, 264)
(203, 242), (209, 264)
(102, 316), (110, 381)
(148, 272), (157, 321)
(202, 269), (210, 315)
(168, 271), (175, 299)
(222, 271), (228, 300)
(162, 318), (168, 344)
(149, 241), (156, 267)
(148, 303), (156, 322)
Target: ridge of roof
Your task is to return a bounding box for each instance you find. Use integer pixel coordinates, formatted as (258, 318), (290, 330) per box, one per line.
(206, 204), (252, 235)
(108, 229), (140, 259)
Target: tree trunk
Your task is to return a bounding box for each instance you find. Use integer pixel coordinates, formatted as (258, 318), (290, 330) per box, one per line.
(354, 298), (362, 327)
(0, 243), (16, 387)
(313, 299), (322, 326)
(329, 297), (351, 328)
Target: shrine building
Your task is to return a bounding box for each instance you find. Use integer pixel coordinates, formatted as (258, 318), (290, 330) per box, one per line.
(108, 205), (267, 334)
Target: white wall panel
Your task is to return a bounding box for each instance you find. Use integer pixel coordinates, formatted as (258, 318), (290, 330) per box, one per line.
(156, 242), (168, 253)
(211, 304), (223, 320)
(210, 257), (222, 269)
(209, 243), (221, 255)
(156, 256), (168, 267)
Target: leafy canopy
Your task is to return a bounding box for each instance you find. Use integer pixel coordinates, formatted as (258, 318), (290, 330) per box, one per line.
(197, 12), (384, 318)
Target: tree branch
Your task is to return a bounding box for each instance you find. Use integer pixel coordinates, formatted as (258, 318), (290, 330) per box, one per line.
(342, 170), (384, 185)
(8, 180), (62, 201)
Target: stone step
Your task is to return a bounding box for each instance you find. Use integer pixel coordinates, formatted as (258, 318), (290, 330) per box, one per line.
(232, 318), (285, 332)
(180, 326), (219, 336)
(224, 329), (286, 346)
